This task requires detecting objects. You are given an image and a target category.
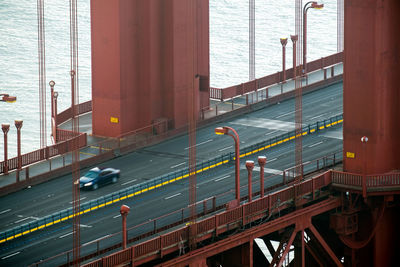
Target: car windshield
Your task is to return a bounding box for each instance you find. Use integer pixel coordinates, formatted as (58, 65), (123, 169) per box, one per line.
(84, 171), (98, 178)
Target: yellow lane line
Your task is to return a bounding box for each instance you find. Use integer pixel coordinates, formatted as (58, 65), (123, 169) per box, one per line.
(2, 116), (343, 244)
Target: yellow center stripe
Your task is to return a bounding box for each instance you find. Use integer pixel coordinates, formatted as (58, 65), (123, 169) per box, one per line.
(0, 116), (343, 245)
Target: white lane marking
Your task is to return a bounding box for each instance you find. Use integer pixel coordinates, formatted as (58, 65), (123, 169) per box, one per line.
(320, 129), (343, 140)
(218, 145), (233, 152)
(83, 235), (110, 246)
(265, 130), (278, 136)
(170, 162), (186, 169)
(0, 209), (11, 215)
(252, 166), (282, 175)
(268, 158), (277, 163)
(59, 232), (74, 239)
(308, 141), (324, 148)
(275, 110), (295, 118)
(165, 193), (181, 200)
(113, 214), (121, 219)
(1, 251), (20, 259)
(14, 217), (36, 224)
(308, 114), (325, 120)
(80, 224), (92, 228)
(122, 179), (137, 185)
(184, 139), (213, 150)
(69, 197), (87, 204)
(232, 118), (302, 131)
(214, 175), (230, 182)
(303, 161), (311, 165)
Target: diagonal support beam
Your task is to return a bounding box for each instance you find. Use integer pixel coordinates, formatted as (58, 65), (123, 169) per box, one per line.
(277, 230), (297, 267)
(305, 242), (324, 267)
(270, 238), (285, 266)
(264, 239), (276, 258)
(309, 224), (343, 266)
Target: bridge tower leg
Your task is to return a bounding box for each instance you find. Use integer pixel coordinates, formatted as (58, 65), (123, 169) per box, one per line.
(343, 1), (400, 265)
(90, 0), (210, 137)
(343, 0), (400, 174)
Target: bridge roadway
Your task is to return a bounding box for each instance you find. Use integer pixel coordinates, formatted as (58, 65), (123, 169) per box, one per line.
(0, 82), (342, 266)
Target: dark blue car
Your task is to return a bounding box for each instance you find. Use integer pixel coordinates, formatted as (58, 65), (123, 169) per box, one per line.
(79, 167), (120, 190)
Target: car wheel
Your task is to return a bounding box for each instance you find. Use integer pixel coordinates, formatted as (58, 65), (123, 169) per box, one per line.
(112, 177), (117, 183)
(92, 183), (98, 190)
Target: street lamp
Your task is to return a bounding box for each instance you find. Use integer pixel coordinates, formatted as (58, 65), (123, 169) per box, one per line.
(215, 126), (241, 205)
(120, 205), (130, 249)
(280, 38), (288, 83)
(15, 119), (23, 181)
(2, 123), (10, 175)
(0, 94), (16, 102)
(245, 160), (254, 202)
(303, 1), (324, 76)
(49, 80), (55, 117)
(258, 156), (266, 198)
(291, 35), (298, 78)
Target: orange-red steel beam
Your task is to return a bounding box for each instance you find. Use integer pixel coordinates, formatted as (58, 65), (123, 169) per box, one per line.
(156, 198), (341, 267)
(309, 224), (343, 266)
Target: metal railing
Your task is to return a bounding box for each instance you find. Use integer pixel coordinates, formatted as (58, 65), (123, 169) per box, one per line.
(0, 114), (344, 246)
(210, 52), (343, 101)
(57, 101), (92, 126)
(28, 149), (343, 267)
(0, 133), (87, 175)
(78, 170), (335, 267)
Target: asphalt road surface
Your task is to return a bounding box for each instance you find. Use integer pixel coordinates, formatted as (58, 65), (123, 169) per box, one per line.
(0, 82), (343, 266)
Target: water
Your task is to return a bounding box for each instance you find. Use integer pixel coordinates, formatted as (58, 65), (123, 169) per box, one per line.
(0, 0), (338, 161)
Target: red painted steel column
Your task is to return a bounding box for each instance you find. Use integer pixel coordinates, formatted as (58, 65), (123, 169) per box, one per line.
(1, 124), (10, 175)
(15, 120), (23, 181)
(120, 205), (130, 250)
(343, 0), (400, 174)
(246, 160), (254, 202)
(90, 0), (209, 138)
(258, 156), (266, 198)
(280, 38), (288, 82)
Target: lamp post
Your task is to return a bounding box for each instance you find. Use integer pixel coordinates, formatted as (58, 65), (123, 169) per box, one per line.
(120, 205), (130, 249)
(245, 160), (254, 202)
(291, 35), (298, 78)
(0, 94), (17, 102)
(15, 120), (23, 181)
(2, 124), (10, 175)
(70, 70), (76, 119)
(258, 156), (266, 198)
(49, 80), (55, 118)
(53, 91), (59, 142)
(215, 126), (241, 204)
(280, 38), (288, 83)
(49, 80), (59, 143)
(303, 1), (324, 76)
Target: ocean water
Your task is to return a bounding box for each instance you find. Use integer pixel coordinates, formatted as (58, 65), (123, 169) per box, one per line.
(0, 0), (338, 161)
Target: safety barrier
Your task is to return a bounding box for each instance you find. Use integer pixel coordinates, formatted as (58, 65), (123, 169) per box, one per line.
(27, 150), (342, 267)
(0, 132), (87, 175)
(57, 100), (92, 126)
(0, 114), (343, 245)
(210, 52), (343, 101)
(79, 171), (335, 267)
(332, 171), (400, 192)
